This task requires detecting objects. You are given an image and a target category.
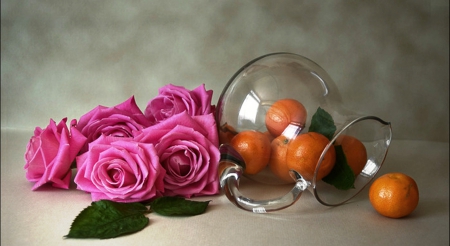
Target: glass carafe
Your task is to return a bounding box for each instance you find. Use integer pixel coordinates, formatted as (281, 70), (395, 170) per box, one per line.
(215, 52), (392, 213)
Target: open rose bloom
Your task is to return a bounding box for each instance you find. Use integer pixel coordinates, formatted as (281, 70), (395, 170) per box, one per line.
(145, 84), (214, 125)
(74, 136), (166, 203)
(24, 118), (86, 190)
(76, 96), (151, 153)
(134, 111), (220, 198)
(25, 83), (220, 202)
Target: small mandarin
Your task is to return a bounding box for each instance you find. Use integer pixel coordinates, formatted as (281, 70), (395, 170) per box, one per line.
(263, 130), (275, 143)
(336, 135), (368, 176)
(229, 130), (271, 175)
(269, 135), (294, 183)
(369, 172), (419, 218)
(286, 132), (335, 181)
(265, 98), (307, 137)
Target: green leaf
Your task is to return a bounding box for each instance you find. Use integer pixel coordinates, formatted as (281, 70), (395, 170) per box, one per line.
(65, 200), (150, 239)
(150, 197), (210, 216)
(322, 145), (355, 190)
(308, 107), (336, 140)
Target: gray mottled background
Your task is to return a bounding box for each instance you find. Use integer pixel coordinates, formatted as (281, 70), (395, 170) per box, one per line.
(1, 0), (449, 142)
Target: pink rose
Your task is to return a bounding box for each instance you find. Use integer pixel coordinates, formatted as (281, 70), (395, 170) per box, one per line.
(144, 84), (214, 125)
(134, 111), (220, 198)
(76, 96), (151, 153)
(24, 118), (86, 190)
(74, 135), (166, 203)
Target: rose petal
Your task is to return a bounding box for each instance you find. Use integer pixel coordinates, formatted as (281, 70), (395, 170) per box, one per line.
(74, 136), (165, 203)
(24, 118), (86, 190)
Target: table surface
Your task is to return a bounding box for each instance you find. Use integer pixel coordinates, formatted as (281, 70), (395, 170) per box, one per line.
(2, 1), (448, 245)
(1, 129), (449, 246)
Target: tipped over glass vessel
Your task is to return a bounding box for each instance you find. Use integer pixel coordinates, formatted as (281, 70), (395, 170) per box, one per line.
(215, 52), (392, 213)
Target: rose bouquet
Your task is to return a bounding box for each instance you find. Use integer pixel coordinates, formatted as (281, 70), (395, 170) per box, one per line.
(23, 84), (220, 239)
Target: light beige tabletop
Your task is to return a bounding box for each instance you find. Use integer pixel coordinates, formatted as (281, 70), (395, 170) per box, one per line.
(1, 1), (449, 245)
(1, 131), (449, 245)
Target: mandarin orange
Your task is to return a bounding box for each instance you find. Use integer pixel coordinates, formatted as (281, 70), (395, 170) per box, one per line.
(265, 98), (307, 137)
(229, 130), (271, 175)
(286, 132), (335, 181)
(268, 135), (294, 183)
(369, 172), (419, 218)
(336, 135), (368, 176)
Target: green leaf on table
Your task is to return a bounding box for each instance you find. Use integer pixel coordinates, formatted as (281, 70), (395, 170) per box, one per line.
(322, 145), (355, 190)
(150, 196), (210, 216)
(308, 107), (336, 140)
(64, 200), (150, 239)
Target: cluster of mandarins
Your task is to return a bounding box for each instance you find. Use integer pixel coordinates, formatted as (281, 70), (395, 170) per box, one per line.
(219, 98), (419, 219)
(220, 98), (367, 183)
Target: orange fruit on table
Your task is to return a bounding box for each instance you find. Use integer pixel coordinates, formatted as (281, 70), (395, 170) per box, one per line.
(229, 130), (271, 175)
(286, 132), (335, 181)
(265, 98), (307, 138)
(269, 135), (294, 183)
(336, 135), (368, 176)
(369, 172), (419, 218)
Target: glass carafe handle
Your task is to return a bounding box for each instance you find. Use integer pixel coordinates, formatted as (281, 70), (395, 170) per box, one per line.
(219, 144), (310, 213)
